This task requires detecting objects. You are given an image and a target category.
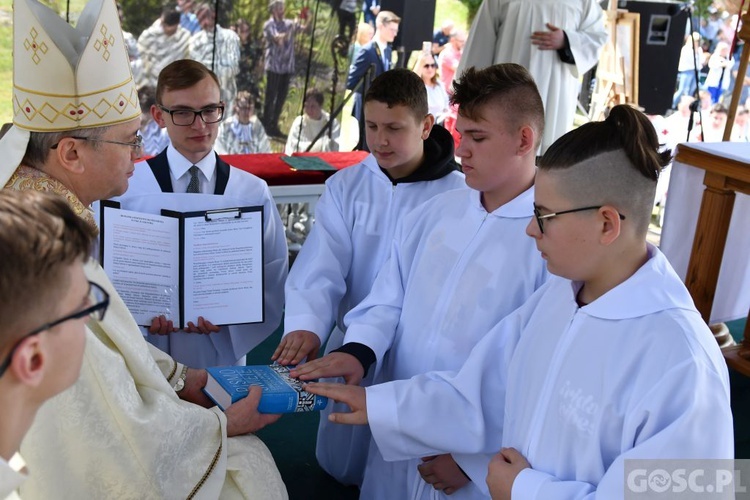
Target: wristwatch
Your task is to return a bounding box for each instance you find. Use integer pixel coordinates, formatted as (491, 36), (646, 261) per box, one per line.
(173, 365), (188, 393)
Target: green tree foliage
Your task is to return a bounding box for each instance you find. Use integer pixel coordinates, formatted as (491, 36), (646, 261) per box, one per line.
(456, 0), (482, 24)
(693, 0), (715, 21)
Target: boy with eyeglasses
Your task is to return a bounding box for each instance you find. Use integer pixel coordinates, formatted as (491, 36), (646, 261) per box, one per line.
(306, 105), (733, 499)
(0, 189), (101, 498)
(122, 58), (288, 368)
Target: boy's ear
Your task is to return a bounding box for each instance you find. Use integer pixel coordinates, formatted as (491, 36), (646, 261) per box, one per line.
(8, 335), (46, 388)
(517, 124), (536, 156)
(598, 205), (622, 246)
(151, 104), (167, 128)
(420, 113), (435, 140)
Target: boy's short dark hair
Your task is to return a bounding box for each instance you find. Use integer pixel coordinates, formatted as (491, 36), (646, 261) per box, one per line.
(538, 104), (672, 235)
(161, 5), (181, 26)
(364, 68), (427, 122)
(156, 59), (220, 104)
(451, 64), (545, 147)
(0, 190), (96, 344)
(139, 85), (157, 113)
(305, 88), (324, 107)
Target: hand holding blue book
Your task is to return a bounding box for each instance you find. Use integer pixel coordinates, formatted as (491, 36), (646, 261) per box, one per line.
(203, 363), (328, 414)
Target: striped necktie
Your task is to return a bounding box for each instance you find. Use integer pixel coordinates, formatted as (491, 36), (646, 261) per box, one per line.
(186, 165), (201, 193)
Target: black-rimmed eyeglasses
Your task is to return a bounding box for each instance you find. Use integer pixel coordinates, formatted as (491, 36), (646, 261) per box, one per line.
(158, 104), (225, 126)
(0, 281), (110, 377)
(533, 204), (626, 234)
(51, 135), (144, 158)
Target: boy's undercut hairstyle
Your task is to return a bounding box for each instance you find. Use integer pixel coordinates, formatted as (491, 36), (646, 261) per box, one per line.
(0, 190), (96, 350)
(538, 104), (672, 235)
(451, 64), (545, 148)
(156, 59), (220, 104)
(365, 68), (428, 122)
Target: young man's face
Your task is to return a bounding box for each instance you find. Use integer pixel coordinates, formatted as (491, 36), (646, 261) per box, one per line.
(42, 260), (90, 397)
(364, 101), (431, 179)
(525, 170), (600, 281)
(153, 76), (222, 164)
(454, 106), (523, 195)
(380, 21), (399, 43)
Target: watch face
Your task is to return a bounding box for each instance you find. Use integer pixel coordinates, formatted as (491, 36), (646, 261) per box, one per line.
(174, 377), (186, 392)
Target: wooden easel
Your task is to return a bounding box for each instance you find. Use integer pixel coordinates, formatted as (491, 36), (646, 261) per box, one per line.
(589, 0), (640, 121)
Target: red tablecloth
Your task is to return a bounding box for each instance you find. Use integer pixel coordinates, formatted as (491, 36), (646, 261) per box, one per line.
(220, 151), (369, 186)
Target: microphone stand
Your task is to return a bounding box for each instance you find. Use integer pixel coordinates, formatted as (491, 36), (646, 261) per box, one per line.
(683, 0), (705, 142)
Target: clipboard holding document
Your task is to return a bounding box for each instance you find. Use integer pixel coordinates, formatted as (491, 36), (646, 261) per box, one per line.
(100, 199), (265, 329)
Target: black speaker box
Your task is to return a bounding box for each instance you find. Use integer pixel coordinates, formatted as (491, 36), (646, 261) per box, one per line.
(621, 1), (688, 114)
(380, 0), (437, 55)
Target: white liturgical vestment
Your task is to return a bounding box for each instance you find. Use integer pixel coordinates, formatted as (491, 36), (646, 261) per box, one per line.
(285, 151), (466, 485)
(366, 245), (732, 499)
(458, 0), (607, 152)
(344, 186), (549, 499)
(19, 262), (286, 499)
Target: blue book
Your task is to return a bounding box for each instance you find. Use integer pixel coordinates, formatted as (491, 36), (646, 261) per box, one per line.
(202, 364), (328, 414)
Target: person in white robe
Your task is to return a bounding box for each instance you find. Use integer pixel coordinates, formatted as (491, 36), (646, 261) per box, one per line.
(121, 59), (287, 368)
(137, 5), (191, 89)
(292, 64), (550, 499)
(0, 190), (99, 500)
(458, 0), (608, 152)
(304, 105), (733, 500)
(285, 88), (341, 155)
(216, 91), (272, 154)
(0, 2), (287, 497)
(189, 4), (241, 114)
(273, 69), (466, 486)
(138, 85), (171, 157)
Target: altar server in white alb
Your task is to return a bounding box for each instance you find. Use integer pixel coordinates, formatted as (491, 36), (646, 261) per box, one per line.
(293, 64), (549, 499)
(121, 59), (287, 368)
(458, 0), (607, 152)
(273, 68), (466, 486)
(0, 0), (286, 497)
(306, 105), (734, 500)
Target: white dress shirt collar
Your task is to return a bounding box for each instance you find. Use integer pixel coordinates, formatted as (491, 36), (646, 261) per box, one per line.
(166, 146), (218, 194)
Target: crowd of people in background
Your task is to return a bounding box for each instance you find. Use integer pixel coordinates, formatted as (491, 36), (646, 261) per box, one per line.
(663, 5), (750, 147)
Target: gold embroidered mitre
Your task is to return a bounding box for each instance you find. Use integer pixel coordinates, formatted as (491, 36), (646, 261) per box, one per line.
(12, 0), (140, 131)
